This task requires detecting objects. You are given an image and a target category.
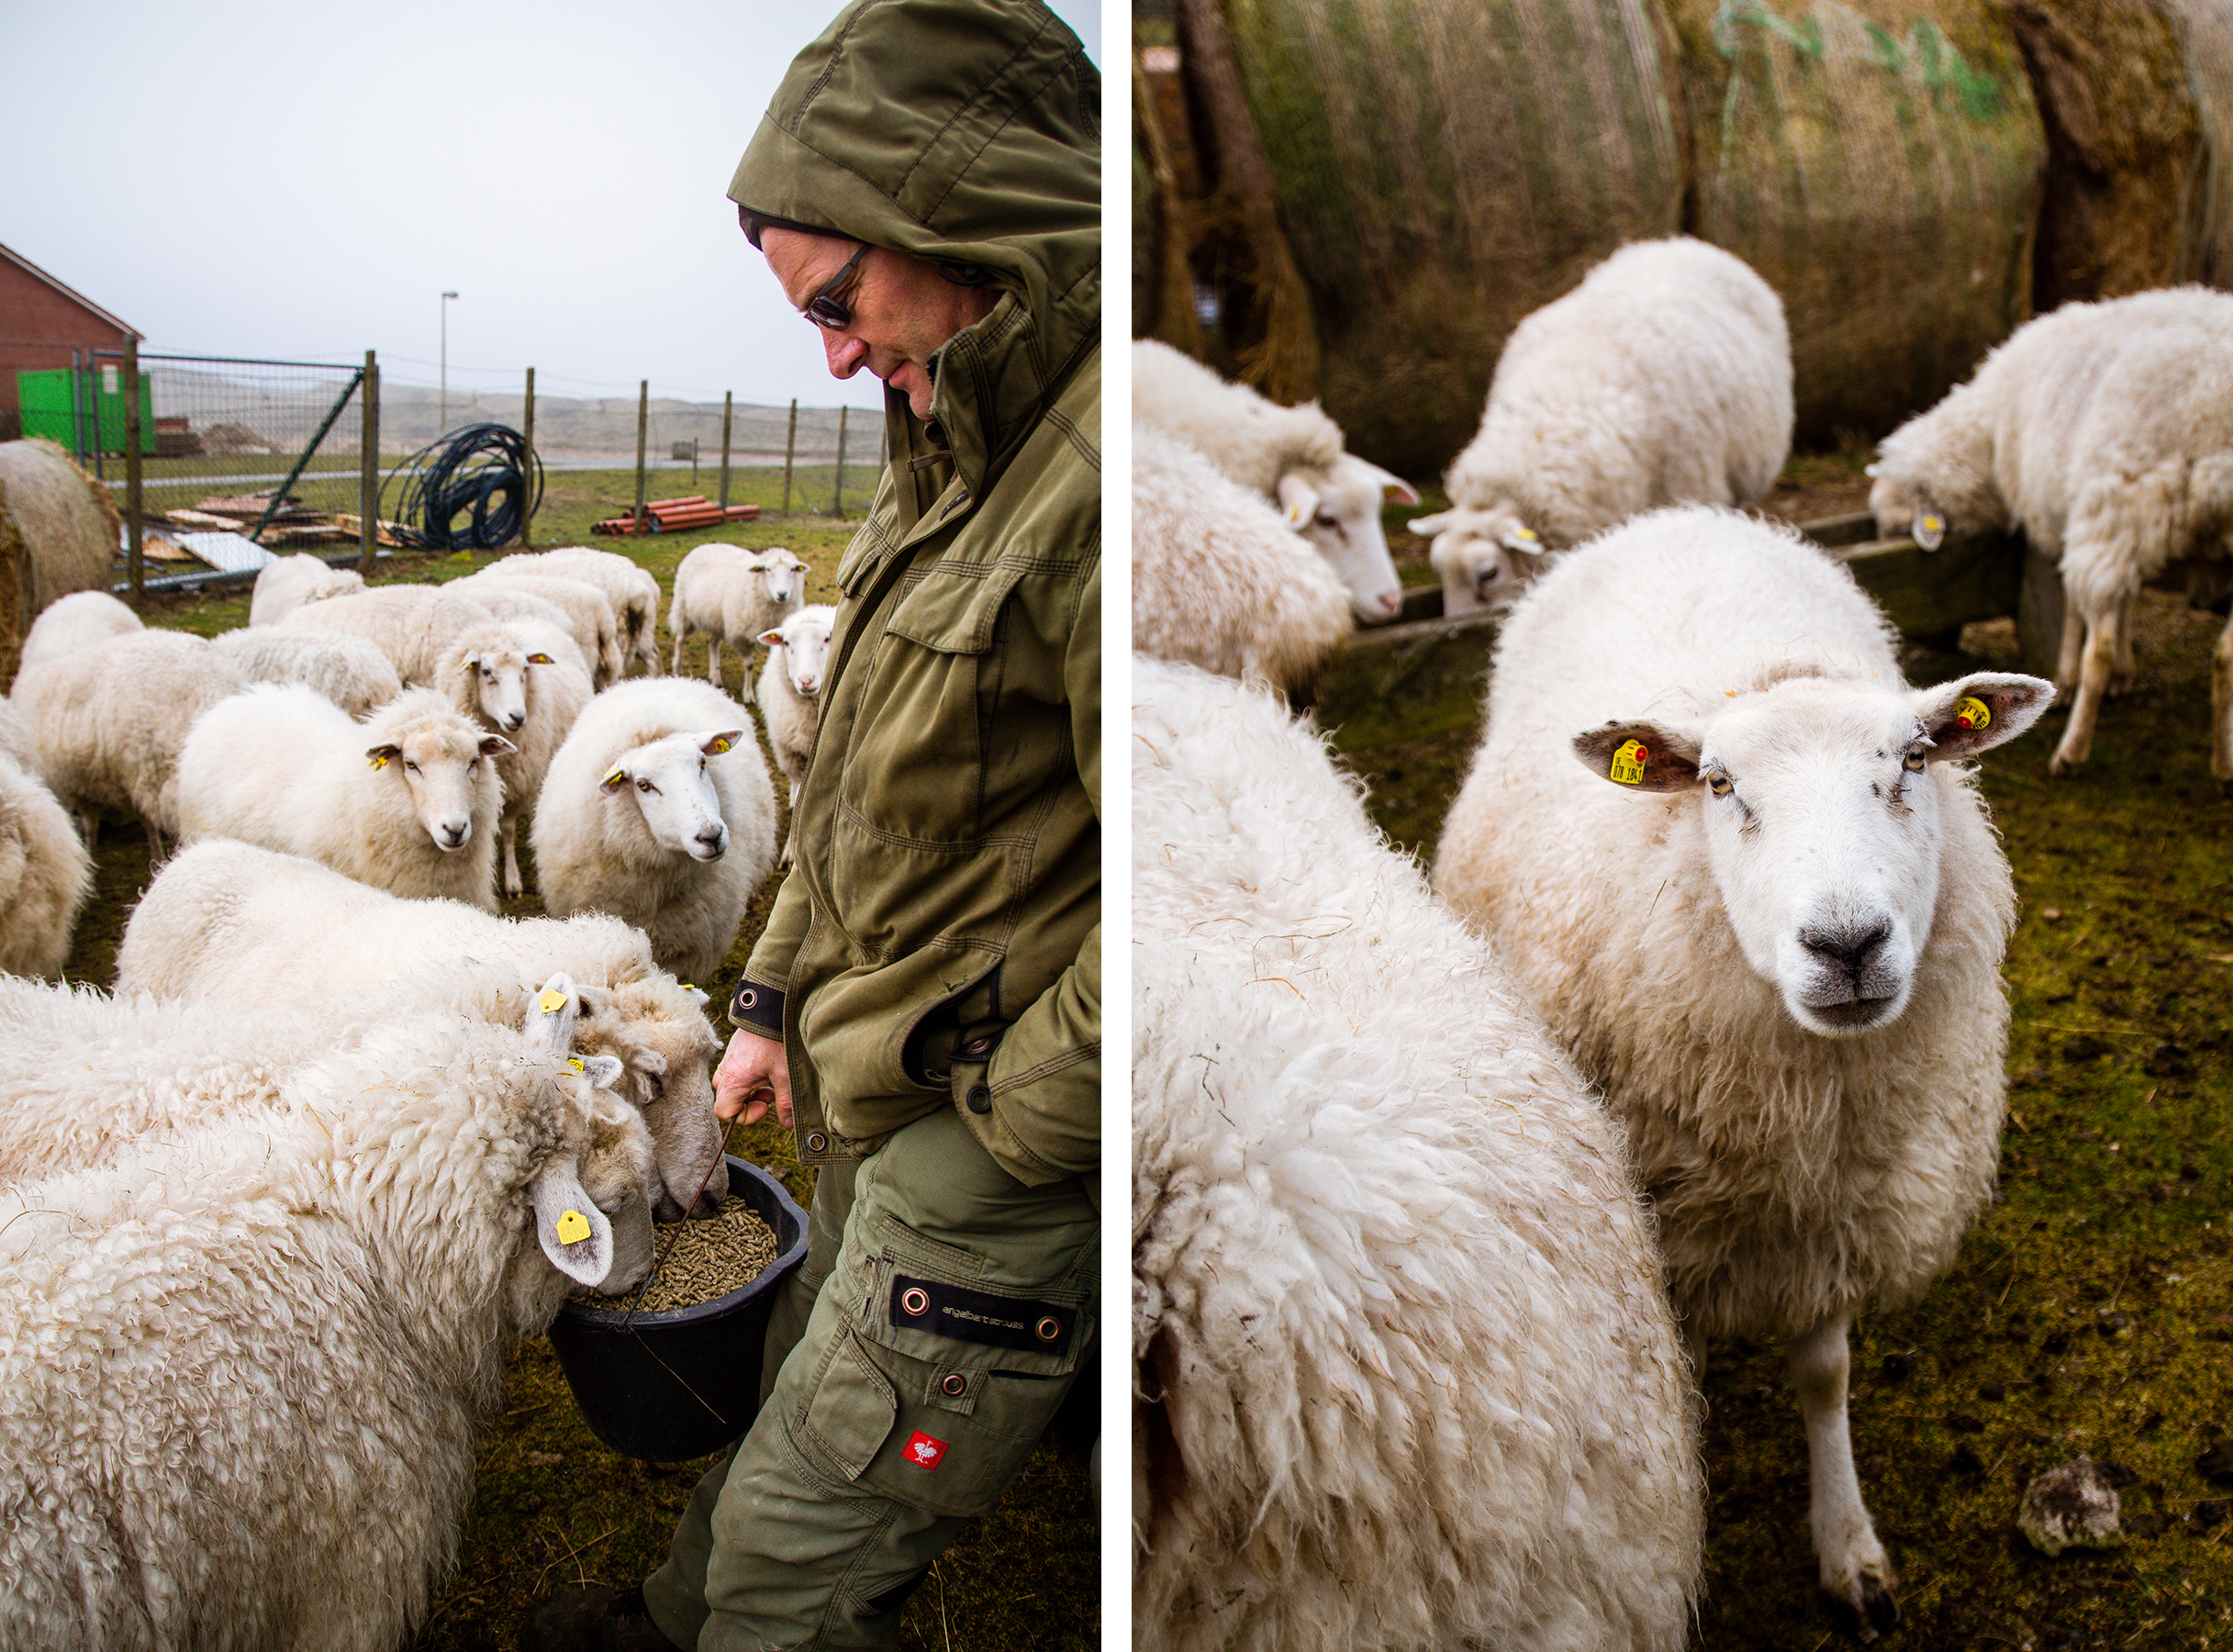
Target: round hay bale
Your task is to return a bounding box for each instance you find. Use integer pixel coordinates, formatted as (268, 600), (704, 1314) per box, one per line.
(1, 440), (121, 686)
(2173, 0), (2233, 286)
(2004, 0), (2206, 309)
(1220, 0), (1689, 478)
(1133, 48), (1207, 355)
(1667, 0), (2047, 446)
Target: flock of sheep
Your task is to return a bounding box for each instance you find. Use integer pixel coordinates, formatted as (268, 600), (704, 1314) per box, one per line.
(1132, 235), (2233, 1648)
(0, 538), (834, 1645)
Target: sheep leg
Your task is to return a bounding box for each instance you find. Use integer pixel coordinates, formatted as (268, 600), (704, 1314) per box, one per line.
(2049, 604), (2120, 776)
(2212, 608), (2233, 796)
(671, 623), (687, 676)
(1789, 1311), (1898, 1640)
(706, 637), (724, 692)
(500, 816), (525, 900)
(2109, 591), (2137, 696)
(737, 643), (757, 705)
(2054, 597), (2084, 692)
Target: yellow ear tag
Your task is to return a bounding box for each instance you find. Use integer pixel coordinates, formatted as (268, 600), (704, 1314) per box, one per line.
(1609, 739), (1649, 787)
(566, 1055), (586, 1074)
(369, 754), (388, 770)
(1955, 695), (1992, 731)
(537, 988), (566, 1014)
(1924, 516), (1943, 535)
(1516, 528), (1538, 541)
(680, 983), (698, 993)
(528, 653), (554, 665)
(603, 768), (626, 787)
(709, 737), (732, 754)
(555, 1209), (592, 1245)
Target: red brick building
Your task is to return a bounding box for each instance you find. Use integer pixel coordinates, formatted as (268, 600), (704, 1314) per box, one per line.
(0, 242), (140, 441)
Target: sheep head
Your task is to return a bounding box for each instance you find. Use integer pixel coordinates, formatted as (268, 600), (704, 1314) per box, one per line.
(1411, 502), (1545, 616)
(1572, 671), (2053, 1038)
(1278, 454), (1415, 624)
(597, 729), (745, 862)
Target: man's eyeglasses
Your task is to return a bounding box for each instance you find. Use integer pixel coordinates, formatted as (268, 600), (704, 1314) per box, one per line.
(803, 242), (870, 331)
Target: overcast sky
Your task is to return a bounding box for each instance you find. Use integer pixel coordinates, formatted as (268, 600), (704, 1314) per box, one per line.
(2, 0), (1103, 412)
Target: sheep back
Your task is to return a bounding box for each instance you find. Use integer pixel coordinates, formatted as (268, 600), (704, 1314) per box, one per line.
(286, 586), (497, 686)
(212, 625), (404, 718)
(250, 553), (366, 627)
(0, 755), (91, 978)
(1132, 339), (1345, 498)
(13, 589), (142, 682)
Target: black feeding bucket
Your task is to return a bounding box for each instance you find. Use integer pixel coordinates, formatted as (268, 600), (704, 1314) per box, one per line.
(549, 1155), (809, 1462)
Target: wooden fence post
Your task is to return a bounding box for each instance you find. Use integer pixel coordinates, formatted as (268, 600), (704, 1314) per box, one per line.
(359, 351), (379, 572)
(519, 365), (535, 548)
(719, 391), (733, 513)
(833, 406), (849, 519)
(634, 380), (649, 535)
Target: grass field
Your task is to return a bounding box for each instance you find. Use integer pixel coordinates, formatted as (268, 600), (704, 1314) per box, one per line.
(34, 490), (1099, 1652)
(1351, 485), (2233, 1651)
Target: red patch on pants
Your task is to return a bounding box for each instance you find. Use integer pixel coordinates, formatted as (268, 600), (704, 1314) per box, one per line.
(903, 1430), (949, 1470)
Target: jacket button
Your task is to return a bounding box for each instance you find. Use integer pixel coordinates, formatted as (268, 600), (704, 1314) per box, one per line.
(806, 1132), (828, 1153)
(961, 1036), (993, 1056)
(941, 1373), (968, 1397)
(1034, 1316), (1062, 1343)
(965, 1085), (991, 1114)
(902, 1288), (931, 1317)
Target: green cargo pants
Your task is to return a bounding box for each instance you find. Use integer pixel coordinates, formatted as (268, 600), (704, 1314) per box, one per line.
(643, 1105), (1098, 1651)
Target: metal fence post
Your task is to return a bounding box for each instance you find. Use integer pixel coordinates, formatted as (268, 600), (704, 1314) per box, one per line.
(719, 391), (733, 513)
(123, 338), (143, 601)
(633, 380), (649, 535)
(782, 399), (798, 514)
(520, 366), (536, 548)
(833, 406), (848, 519)
(360, 350), (379, 571)
(69, 348), (84, 464)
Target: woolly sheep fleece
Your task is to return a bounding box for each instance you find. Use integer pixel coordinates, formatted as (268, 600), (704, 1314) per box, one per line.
(1433, 508), (2019, 1342)
(1132, 656), (1701, 1652)
(0, 993), (653, 1651)
(13, 588), (141, 679)
(249, 552), (365, 627)
(287, 584), (498, 686)
(531, 675), (777, 983)
(212, 624), (405, 718)
(495, 546), (663, 672)
(0, 754), (91, 978)
(1130, 424), (1352, 697)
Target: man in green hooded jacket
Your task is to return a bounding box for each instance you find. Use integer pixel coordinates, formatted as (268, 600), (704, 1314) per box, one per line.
(525, 2), (1098, 1648)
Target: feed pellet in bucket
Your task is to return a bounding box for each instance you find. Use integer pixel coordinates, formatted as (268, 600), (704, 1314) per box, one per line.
(571, 1195), (779, 1316)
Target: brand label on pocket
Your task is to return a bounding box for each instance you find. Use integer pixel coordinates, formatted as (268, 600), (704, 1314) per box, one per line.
(903, 1430), (949, 1470)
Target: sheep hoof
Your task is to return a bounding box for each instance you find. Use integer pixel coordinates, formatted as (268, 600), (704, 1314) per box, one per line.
(1822, 1567), (1901, 1643)
(2047, 752), (2079, 777)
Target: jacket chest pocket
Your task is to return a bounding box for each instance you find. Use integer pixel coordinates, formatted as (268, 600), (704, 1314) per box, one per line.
(838, 564), (1023, 848)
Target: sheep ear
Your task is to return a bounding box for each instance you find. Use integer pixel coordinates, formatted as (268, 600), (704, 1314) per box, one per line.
(526, 652), (555, 665)
(563, 1053), (627, 1090)
(1276, 474), (1320, 528)
(1357, 460), (1421, 507)
(479, 733), (517, 758)
(463, 652), (483, 671)
(1910, 502), (1947, 551)
(702, 729), (746, 757)
(530, 1155), (614, 1287)
(1572, 721), (1702, 792)
(525, 972), (583, 1054)
(1501, 524), (1544, 554)
(1407, 511), (1451, 537)
(365, 742), (401, 770)
(1864, 462), (1881, 478)
(599, 765), (631, 794)
(1911, 674), (2056, 759)
(758, 630), (785, 649)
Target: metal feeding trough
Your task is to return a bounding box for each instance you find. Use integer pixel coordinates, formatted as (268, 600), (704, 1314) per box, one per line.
(548, 1155), (809, 1463)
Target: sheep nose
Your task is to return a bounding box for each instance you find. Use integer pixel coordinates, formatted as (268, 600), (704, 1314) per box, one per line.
(694, 825), (727, 859)
(798, 676), (819, 694)
(503, 712), (525, 731)
(437, 820), (471, 851)
(1802, 921), (1891, 977)
(1376, 590), (1402, 617)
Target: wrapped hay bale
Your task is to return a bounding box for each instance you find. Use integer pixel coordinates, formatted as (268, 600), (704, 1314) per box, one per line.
(1, 440), (121, 687)
(1217, 0), (1689, 479)
(1668, 0), (2046, 445)
(1135, 47), (1207, 355)
(2162, 0), (2233, 285)
(2004, 0), (2206, 308)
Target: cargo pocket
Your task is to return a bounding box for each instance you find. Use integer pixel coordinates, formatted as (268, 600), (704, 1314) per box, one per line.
(796, 1217), (1092, 1519)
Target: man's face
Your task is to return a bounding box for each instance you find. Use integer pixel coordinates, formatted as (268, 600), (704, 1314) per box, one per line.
(762, 228), (999, 419)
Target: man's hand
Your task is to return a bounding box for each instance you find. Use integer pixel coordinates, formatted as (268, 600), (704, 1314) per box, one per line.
(713, 1027), (792, 1126)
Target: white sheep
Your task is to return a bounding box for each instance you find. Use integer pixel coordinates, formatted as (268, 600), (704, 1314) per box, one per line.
(12, 628), (247, 857)
(0, 978), (656, 1650)
(754, 602), (834, 867)
(211, 624), (405, 718)
(1433, 507), (2052, 1636)
(111, 837), (730, 1218)
(1132, 654), (1701, 1652)
(1866, 284), (2233, 785)
(1131, 423), (1353, 698)
(174, 683), (512, 910)
(1409, 236), (1793, 617)
(286, 583), (499, 687)
(531, 675), (777, 983)
(0, 696), (40, 776)
(669, 543), (809, 699)
(11, 588), (141, 683)
(1133, 338), (1418, 623)
(492, 546), (664, 675)
(438, 620), (594, 899)
(0, 753), (91, 979)
(248, 551), (365, 626)
(455, 567), (625, 688)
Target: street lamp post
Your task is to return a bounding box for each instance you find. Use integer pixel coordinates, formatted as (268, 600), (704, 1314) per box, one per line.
(440, 291), (459, 432)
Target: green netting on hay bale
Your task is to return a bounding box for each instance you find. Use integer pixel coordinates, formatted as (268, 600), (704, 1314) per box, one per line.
(2175, 0), (2233, 287)
(0, 439), (119, 684)
(2006, 0), (2205, 309)
(1223, 0), (1688, 480)
(1669, 0), (2044, 446)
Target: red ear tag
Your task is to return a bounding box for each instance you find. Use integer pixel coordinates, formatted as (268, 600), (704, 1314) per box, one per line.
(1954, 695), (1992, 731)
(903, 1430), (949, 1469)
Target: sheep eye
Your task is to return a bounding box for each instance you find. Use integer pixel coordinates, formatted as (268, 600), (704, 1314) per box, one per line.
(1707, 773), (1733, 798)
(1314, 512), (1340, 530)
(637, 778), (654, 793)
(1903, 745), (1927, 773)
(404, 760), (419, 774)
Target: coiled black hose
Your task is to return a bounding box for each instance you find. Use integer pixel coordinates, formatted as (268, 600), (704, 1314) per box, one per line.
(384, 423), (542, 551)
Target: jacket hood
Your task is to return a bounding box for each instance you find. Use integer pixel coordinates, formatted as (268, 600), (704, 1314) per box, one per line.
(729, 0), (1100, 453)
